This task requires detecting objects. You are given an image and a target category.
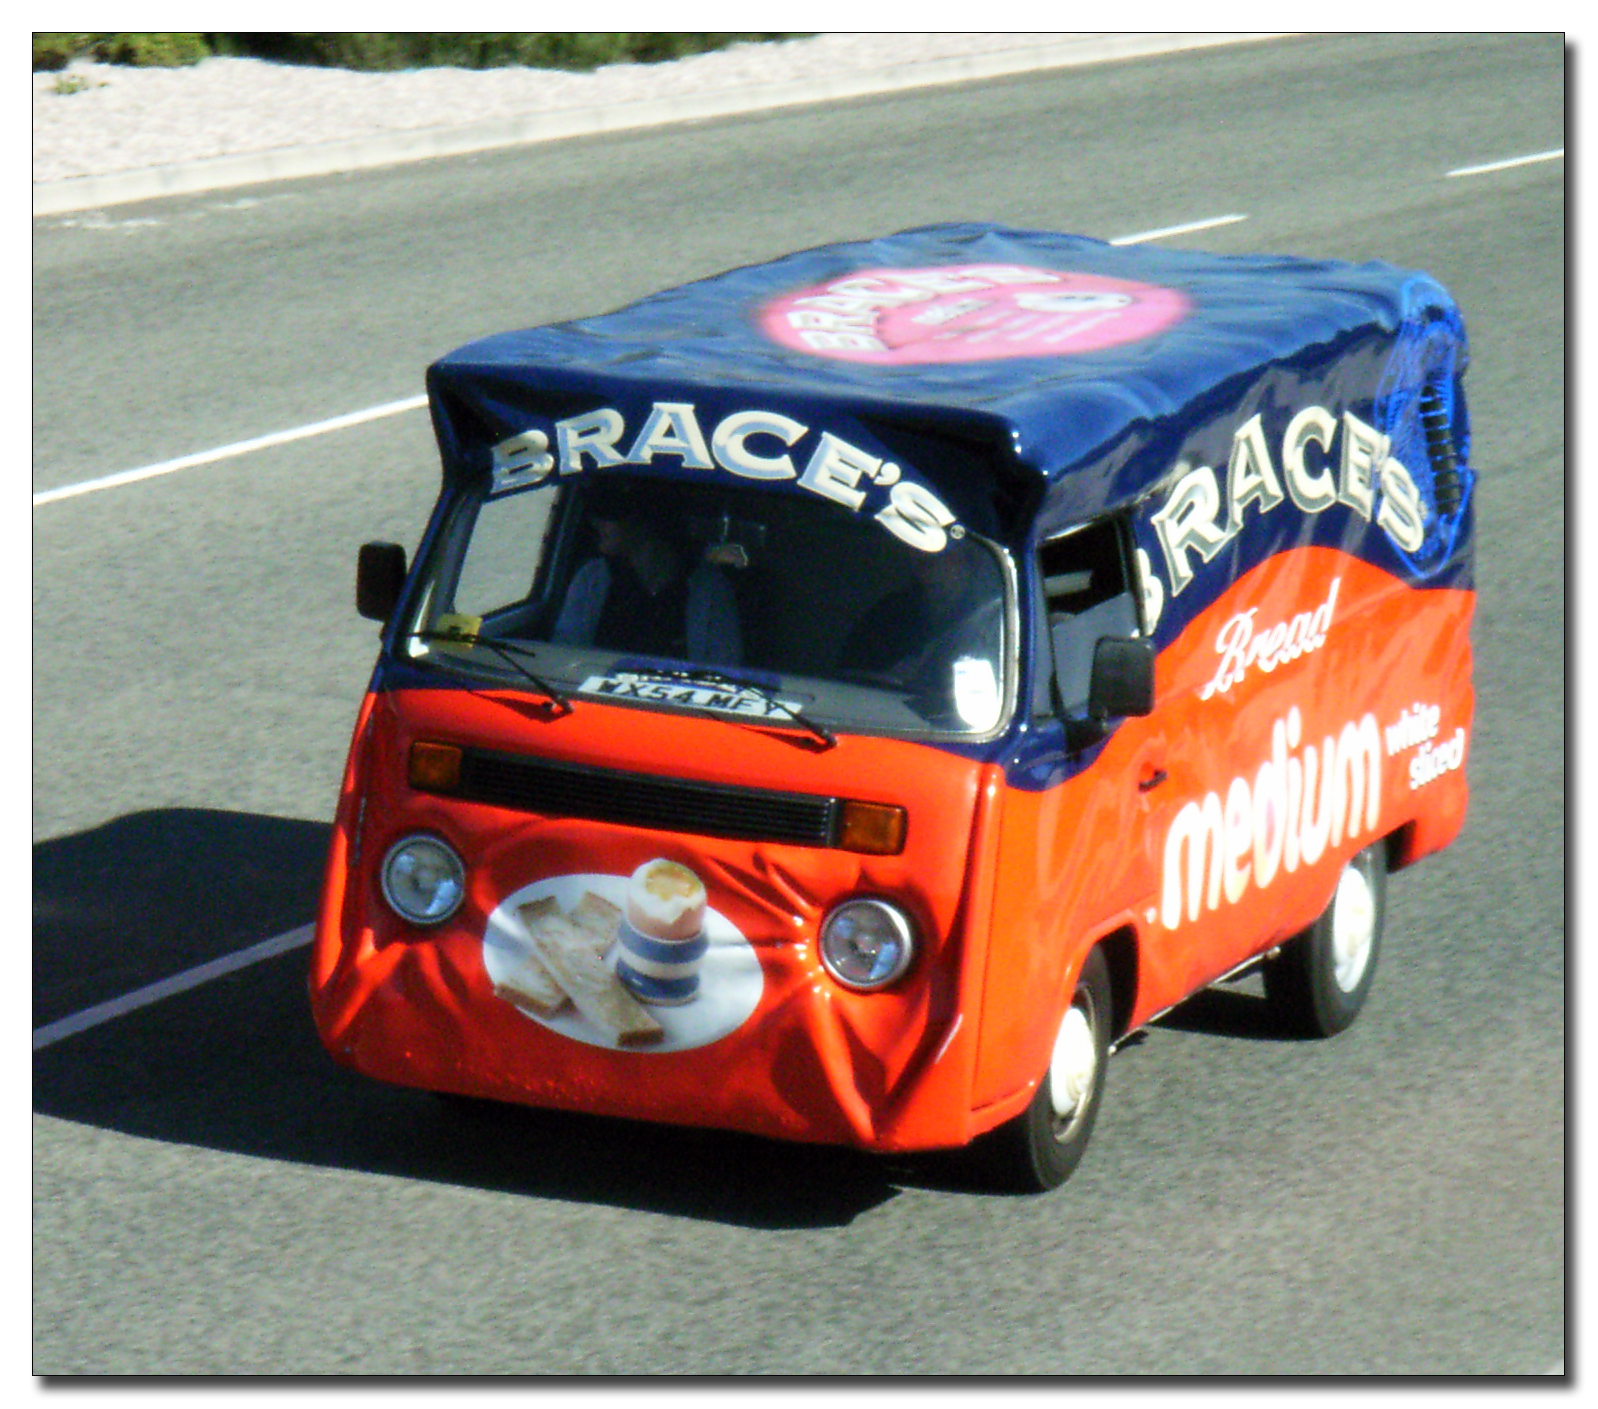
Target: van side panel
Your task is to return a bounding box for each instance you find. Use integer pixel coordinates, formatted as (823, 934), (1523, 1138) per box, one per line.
(972, 548), (1472, 1118)
(973, 710), (1171, 1113)
(972, 291), (1473, 1115)
(1137, 548), (1471, 1002)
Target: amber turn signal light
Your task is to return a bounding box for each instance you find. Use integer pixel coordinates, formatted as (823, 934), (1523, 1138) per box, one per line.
(408, 741), (463, 793)
(837, 800), (907, 856)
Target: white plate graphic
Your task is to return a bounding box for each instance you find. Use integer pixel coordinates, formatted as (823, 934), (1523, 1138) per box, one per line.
(483, 871), (764, 1053)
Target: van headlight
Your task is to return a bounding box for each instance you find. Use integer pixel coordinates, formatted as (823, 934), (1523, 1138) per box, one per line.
(380, 834), (466, 926)
(819, 899), (916, 990)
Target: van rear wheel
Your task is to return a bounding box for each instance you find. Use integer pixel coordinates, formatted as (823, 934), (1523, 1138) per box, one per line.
(1264, 842), (1386, 1037)
(984, 946), (1112, 1192)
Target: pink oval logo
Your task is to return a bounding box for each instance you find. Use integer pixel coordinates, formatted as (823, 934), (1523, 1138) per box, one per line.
(760, 263), (1189, 364)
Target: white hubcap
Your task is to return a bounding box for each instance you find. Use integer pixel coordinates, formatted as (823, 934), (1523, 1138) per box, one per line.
(1330, 863), (1377, 992)
(1049, 1005), (1097, 1119)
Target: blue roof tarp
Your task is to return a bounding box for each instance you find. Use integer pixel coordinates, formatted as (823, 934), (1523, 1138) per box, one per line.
(426, 222), (1466, 541)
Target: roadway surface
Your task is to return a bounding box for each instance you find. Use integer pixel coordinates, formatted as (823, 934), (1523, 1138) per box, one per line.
(32, 33), (1565, 1374)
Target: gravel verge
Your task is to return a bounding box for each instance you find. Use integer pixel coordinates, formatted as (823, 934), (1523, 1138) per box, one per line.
(33, 34), (1085, 184)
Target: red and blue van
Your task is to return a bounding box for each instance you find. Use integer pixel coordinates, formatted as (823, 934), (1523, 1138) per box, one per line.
(310, 223), (1474, 1190)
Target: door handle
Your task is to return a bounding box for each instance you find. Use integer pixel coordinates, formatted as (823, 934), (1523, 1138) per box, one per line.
(1138, 768), (1168, 793)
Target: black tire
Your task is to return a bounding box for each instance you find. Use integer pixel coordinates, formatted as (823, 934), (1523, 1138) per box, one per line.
(983, 946), (1113, 1192)
(1264, 842), (1387, 1037)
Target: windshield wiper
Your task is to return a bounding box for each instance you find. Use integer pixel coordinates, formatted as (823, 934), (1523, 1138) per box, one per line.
(666, 667), (836, 750)
(408, 628), (574, 715)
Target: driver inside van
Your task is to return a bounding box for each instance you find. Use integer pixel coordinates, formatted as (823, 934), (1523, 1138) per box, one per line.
(838, 536), (1002, 717)
(551, 487), (743, 666)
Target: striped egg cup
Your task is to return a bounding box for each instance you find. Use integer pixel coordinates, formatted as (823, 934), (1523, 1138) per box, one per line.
(614, 918), (711, 1006)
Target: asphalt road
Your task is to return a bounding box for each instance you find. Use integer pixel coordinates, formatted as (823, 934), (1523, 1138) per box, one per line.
(32, 33), (1565, 1374)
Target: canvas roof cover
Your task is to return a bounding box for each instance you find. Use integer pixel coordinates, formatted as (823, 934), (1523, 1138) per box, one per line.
(425, 222), (1463, 535)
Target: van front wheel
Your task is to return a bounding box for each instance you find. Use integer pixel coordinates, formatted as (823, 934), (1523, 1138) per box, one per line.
(984, 946), (1112, 1192)
(1264, 842), (1386, 1037)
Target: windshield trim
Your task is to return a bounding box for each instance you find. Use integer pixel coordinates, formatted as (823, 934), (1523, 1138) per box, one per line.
(397, 476), (1022, 745)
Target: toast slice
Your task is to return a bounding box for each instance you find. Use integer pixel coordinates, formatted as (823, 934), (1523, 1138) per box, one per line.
(568, 890), (623, 957)
(491, 946), (570, 1018)
(518, 899), (663, 1048)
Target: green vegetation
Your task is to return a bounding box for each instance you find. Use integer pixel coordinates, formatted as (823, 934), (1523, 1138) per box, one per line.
(33, 32), (803, 73)
(32, 34), (97, 70)
(98, 32), (213, 67)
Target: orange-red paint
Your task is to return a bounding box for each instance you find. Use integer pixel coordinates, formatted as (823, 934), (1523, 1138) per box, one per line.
(311, 544), (1471, 1154)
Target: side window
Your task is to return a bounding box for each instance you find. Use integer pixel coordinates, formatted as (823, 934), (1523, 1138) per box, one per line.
(450, 486), (559, 622)
(1037, 518), (1141, 714)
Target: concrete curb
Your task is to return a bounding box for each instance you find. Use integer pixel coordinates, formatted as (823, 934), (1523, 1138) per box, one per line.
(33, 33), (1288, 216)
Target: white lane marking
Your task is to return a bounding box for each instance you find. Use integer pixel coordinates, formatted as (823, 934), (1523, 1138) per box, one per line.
(1110, 213), (1249, 245)
(28, 145), (1562, 512)
(32, 924), (315, 1051)
(31, 394), (429, 508)
(32, 210), (1245, 511)
(1446, 148), (1564, 178)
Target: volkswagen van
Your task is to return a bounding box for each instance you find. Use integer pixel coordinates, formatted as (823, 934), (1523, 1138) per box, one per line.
(310, 223), (1474, 1190)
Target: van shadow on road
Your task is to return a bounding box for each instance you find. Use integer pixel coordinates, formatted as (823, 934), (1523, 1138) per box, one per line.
(1150, 982), (1309, 1043)
(34, 807), (1306, 1228)
(33, 807), (912, 1228)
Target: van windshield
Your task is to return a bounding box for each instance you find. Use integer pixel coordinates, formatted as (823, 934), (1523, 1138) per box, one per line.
(402, 471), (1013, 739)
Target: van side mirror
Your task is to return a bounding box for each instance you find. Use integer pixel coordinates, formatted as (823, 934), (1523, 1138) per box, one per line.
(356, 541), (408, 622)
(1087, 636), (1155, 721)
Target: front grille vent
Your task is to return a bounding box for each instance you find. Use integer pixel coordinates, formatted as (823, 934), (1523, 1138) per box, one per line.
(451, 746), (840, 847)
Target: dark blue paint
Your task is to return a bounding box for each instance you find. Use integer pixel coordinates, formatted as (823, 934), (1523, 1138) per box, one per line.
(383, 224), (1475, 794)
